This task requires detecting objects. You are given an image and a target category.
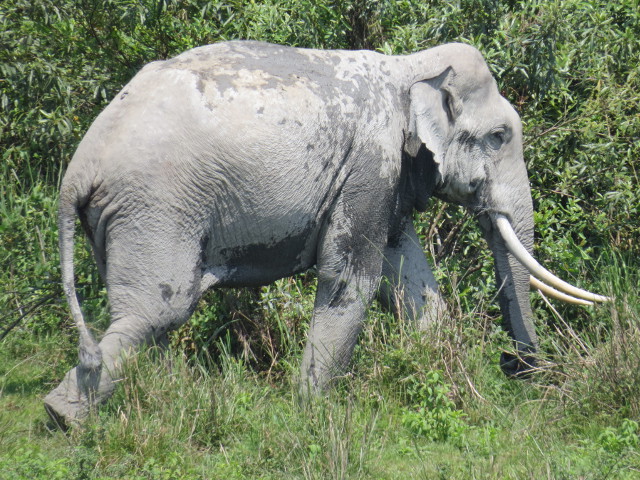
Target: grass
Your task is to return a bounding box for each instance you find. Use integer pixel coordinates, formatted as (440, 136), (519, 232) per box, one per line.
(2, 264), (640, 479)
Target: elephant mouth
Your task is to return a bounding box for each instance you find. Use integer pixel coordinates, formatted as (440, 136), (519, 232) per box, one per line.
(492, 214), (610, 305)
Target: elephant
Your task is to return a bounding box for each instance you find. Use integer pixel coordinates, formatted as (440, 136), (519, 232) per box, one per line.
(44, 40), (608, 428)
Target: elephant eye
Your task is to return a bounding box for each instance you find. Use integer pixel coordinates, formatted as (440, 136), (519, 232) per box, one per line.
(487, 127), (508, 150)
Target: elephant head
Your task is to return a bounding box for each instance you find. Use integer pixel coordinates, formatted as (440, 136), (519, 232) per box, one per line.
(405, 44), (608, 374)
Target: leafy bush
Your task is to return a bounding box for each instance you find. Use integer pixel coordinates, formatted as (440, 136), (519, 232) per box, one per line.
(598, 419), (640, 454)
(401, 370), (468, 444)
(0, 448), (72, 480)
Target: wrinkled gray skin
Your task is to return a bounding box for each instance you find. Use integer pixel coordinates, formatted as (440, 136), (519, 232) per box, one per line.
(45, 41), (537, 427)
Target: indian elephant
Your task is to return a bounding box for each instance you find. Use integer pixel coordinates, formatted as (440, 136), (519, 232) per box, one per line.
(44, 41), (607, 427)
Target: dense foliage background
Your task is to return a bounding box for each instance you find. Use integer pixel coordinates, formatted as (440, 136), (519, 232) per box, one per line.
(1, 1), (639, 478)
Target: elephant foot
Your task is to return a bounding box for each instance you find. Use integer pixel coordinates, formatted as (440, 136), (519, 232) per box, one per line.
(500, 351), (537, 378)
(44, 371), (91, 430)
(44, 399), (74, 432)
(43, 365), (111, 430)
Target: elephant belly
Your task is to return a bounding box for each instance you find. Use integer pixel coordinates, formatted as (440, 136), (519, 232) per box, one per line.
(202, 226), (319, 288)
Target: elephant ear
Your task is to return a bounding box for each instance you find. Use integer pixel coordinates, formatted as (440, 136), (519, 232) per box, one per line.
(406, 67), (461, 178)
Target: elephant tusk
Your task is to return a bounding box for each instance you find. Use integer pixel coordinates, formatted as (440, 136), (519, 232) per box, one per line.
(529, 275), (594, 306)
(494, 214), (610, 303)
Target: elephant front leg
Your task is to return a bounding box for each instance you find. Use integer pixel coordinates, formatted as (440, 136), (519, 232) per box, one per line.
(378, 217), (446, 329)
(301, 284), (376, 391)
(300, 200), (387, 392)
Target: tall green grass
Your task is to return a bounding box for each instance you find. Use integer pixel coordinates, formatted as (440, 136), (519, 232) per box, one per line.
(2, 263), (639, 478)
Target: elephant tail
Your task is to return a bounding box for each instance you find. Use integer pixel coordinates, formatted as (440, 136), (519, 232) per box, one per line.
(58, 180), (102, 372)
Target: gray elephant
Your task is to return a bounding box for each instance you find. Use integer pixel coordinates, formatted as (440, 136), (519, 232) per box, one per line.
(44, 41), (607, 427)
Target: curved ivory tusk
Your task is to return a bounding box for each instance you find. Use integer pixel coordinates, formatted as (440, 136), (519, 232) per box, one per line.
(494, 214), (610, 303)
(530, 275), (594, 306)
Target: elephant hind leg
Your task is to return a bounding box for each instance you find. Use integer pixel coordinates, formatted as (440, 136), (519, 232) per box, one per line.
(44, 235), (202, 427)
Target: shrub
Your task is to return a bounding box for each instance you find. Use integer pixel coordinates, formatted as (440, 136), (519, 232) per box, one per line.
(401, 370), (469, 444)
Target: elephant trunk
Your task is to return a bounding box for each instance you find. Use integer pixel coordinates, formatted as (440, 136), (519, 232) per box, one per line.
(485, 203), (539, 376)
(483, 205), (610, 377)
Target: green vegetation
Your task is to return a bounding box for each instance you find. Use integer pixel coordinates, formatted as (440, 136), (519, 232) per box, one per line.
(1, 0), (639, 477)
